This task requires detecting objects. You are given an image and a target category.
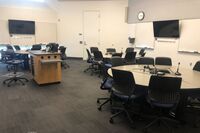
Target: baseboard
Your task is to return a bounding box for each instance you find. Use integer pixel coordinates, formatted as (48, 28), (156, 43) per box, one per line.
(68, 57), (83, 60)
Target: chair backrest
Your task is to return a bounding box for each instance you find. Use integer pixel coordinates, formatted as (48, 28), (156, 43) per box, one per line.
(125, 47), (134, 53)
(137, 57), (154, 65)
(155, 57), (172, 66)
(93, 50), (103, 61)
(6, 45), (14, 51)
(112, 53), (123, 57)
(31, 44), (41, 50)
(14, 45), (21, 51)
(148, 75), (182, 104)
(86, 48), (91, 58)
(193, 61), (200, 72)
(139, 48), (146, 57)
(90, 47), (99, 54)
(112, 69), (136, 95)
(110, 57), (124, 67)
(59, 46), (67, 60)
(124, 52), (137, 62)
(106, 48), (116, 53)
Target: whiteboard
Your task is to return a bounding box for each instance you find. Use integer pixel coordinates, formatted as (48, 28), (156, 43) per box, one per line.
(179, 19), (200, 53)
(135, 22), (155, 49)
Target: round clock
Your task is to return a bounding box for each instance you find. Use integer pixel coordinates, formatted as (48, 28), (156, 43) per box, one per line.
(138, 11), (145, 21)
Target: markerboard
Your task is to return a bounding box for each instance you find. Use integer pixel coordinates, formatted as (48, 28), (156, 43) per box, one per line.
(179, 19), (200, 53)
(135, 22), (155, 49)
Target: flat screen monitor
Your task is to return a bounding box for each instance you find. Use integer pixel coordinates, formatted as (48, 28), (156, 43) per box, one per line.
(8, 20), (35, 35)
(153, 20), (179, 38)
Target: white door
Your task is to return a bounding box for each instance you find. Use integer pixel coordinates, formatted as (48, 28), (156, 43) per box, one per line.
(83, 11), (100, 60)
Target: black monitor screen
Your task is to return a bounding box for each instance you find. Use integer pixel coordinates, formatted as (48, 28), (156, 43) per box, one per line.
(9, 20), (35, 35)
(153, 20), (179, 38)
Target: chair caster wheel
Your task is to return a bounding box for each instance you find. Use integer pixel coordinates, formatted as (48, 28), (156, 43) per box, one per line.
(98, 107), (102, 111)
(22, 84), (25, 86)
(26, 80), (29, 82)
(3, 82), (6, 84)
(7, 85), (10, 87)
(109, 118), (114, 124)
(97, 99), (100, 103)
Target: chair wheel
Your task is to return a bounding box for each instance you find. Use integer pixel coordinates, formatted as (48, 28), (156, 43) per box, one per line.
(3, 81), (6, 84)
(109, 118), (114, 124)
(22, 83), (25, 86)
(98, 107), (102, 111)
(7, 85), (10, 87)
(97, 99), (100, 103)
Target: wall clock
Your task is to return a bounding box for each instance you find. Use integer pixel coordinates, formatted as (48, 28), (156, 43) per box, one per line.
(138, 11), (145, 21)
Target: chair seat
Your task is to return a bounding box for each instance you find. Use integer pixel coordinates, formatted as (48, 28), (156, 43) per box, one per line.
(7, 60), (24, 65)
(147, 96), (176, 108)
(112, 87), (137, 100)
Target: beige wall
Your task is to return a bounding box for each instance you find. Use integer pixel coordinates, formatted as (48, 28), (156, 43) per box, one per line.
(0, 6), (57, 45)
(127, 0), (200, 69)
(56, 0), (129, 58)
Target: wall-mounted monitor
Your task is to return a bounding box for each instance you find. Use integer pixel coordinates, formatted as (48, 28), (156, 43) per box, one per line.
(8, 20), (35, 35)
(153, 20), (179, 38)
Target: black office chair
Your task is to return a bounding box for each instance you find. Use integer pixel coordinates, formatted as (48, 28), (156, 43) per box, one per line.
(110, 69), (140, 125)
(31, 44), (41, 50)
(6, 44), (14, 51)
(125, 47), (134, 53)
(193, 61), (200, 72)
(84, 49), (95, 73)
(106, 48), (116, 54)
(112, 53), (123, 57)
(137, 57), (154, 65)
(14, 45), (21, 51)
(124, 52), (137, 65)
(155, 57), (172, 66)
(59, 46), (70, 69)
(90, 47), (99, 54)
(97, 77), (113, 111)
(110, 57), (124, 67)
(92, 50), (104, 76)
(144, 75), (182, 133)
(139, 48), (146, 57)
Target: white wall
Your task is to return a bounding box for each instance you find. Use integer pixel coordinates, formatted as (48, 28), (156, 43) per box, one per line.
(56, 0), (129, 58)
(127, 0), (200, 69)
(0, 6), (57, 45)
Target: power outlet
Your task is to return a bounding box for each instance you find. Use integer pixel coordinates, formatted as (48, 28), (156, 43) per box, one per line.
(190, 63), (192, 66)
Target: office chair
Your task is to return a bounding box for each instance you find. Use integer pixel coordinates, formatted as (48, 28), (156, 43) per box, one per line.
(14, 45), (21, 51)
(106, 48), (116, 54)
(193, 61), (200, 72)
(155, 57), (172, 66)
(31, 44), (42, 50)
(84, 49), (95, 72)
(112, 53), (123, 57)
(6, 44), (14, 51)
(48, 43), (59, 52)
(59, 46), (70, 69)
(143, 75), (182, 133)
(139, 48), (146, 57)
(97, 77), (113, 111)
(124, 52), (137, 65)
(137, 57), (154, 65)
(92, 50), (104, 77)
(110, 57), (124, 67)
(90, 47), (99, 54)
(125, 47), (134, 53)
(110, 69), (140, 125)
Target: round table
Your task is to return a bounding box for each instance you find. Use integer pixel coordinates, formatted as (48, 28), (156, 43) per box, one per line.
(108, 65), (200, 90)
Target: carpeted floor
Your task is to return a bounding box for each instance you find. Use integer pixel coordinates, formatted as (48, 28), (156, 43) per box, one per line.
(0, 59), (199, 133)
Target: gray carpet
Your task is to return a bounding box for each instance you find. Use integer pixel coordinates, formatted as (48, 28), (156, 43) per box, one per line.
(0, 60), (199, 133)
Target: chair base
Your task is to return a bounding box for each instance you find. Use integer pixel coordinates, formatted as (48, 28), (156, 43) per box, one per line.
(97, 98), (111, 111)
(143, 116), (179, 133)
(3, 76), (29, 87)
(110, 106), (134, 125)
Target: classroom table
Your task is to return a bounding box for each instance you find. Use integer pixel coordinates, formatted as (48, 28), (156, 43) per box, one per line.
(108, 65), (200, 90)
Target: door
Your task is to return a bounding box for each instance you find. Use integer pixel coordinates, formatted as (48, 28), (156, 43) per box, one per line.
(83, 11), (100, 60)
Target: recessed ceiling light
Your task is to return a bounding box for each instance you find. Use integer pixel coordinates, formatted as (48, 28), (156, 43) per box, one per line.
(30, 0), (45, 2)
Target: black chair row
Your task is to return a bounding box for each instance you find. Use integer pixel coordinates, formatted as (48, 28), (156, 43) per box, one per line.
(137, 57), (172, 66)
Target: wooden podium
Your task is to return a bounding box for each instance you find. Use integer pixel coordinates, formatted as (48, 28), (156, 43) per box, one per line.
(30, 51), (62, 85)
